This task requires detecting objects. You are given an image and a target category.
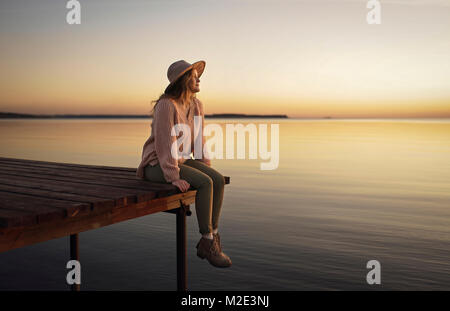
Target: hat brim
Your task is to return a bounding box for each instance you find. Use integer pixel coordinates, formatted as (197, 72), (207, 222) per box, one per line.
(164, 60), (206, 93)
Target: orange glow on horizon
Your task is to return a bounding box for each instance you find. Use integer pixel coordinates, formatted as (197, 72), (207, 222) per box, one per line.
(0, 1), (449, 118)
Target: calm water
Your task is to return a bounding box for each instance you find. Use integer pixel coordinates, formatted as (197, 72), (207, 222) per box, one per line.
(0, 118), (449, 290)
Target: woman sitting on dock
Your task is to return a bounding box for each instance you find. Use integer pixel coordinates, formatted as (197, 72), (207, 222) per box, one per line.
(136, 60), (232, 268)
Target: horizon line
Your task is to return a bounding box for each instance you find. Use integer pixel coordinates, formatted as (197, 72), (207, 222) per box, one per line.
(1, 111), (450, 120)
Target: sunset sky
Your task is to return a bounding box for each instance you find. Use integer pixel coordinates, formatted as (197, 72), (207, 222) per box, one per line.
(0, 0), (449, 118)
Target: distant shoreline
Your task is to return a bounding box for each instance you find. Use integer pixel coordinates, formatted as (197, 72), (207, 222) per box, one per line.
(0, 112), (448, 120)
(0, 112), (289, 119)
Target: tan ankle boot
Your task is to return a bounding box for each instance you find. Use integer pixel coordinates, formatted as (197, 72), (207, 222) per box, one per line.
(213, 232), (231, 262)
(196, 236), (232, 268)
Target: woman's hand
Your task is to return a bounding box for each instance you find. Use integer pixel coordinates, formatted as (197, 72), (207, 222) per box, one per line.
(172, 179), (191, 192)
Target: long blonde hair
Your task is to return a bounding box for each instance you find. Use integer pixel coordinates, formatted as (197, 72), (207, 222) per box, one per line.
(149, 69), (197, 116)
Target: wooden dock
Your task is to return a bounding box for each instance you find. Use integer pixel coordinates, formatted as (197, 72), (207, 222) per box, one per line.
(0, 157), (230, 291)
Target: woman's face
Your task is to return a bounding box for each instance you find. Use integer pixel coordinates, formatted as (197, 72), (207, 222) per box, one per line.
(188, 69), (201, 93)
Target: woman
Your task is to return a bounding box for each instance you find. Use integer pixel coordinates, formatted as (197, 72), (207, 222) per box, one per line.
(136, 60), (232, 268)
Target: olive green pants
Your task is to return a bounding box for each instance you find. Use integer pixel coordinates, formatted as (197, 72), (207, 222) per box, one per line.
(143, 159), (225, 235)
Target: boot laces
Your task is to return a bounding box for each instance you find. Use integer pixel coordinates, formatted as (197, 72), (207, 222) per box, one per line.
(209, 238), (221, 255)
(214, 233), (222, 252)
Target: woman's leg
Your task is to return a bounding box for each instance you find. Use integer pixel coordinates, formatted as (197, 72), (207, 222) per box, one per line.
(143, 163), (214, 235)
(144, 162), (231, 267)
(183, 159), (225, 232)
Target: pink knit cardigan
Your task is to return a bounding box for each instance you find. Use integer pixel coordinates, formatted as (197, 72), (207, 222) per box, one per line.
(136, 97), (211, 182)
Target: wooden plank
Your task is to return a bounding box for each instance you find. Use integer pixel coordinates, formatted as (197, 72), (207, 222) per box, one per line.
(0, 190), (87, 227)
(0, 157), (230, 187)
(0, 162), (229, 189)
(0, 157), (136, 173)
(0, 209), (38, 228)
(0, 161), (138, 181)
(0, 174), (157, 205)
(0, 192), (70, 226)
(0, 167), (177, 195)
(0, 190), (197, 252)
(0, 160), (137, 184)
(0, 158), (230, 184)
(0, 184), (115, 212)
(0, 161), (171, 186)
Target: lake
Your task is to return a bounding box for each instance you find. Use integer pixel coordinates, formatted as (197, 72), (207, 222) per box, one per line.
(0, 118), (449, 290)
